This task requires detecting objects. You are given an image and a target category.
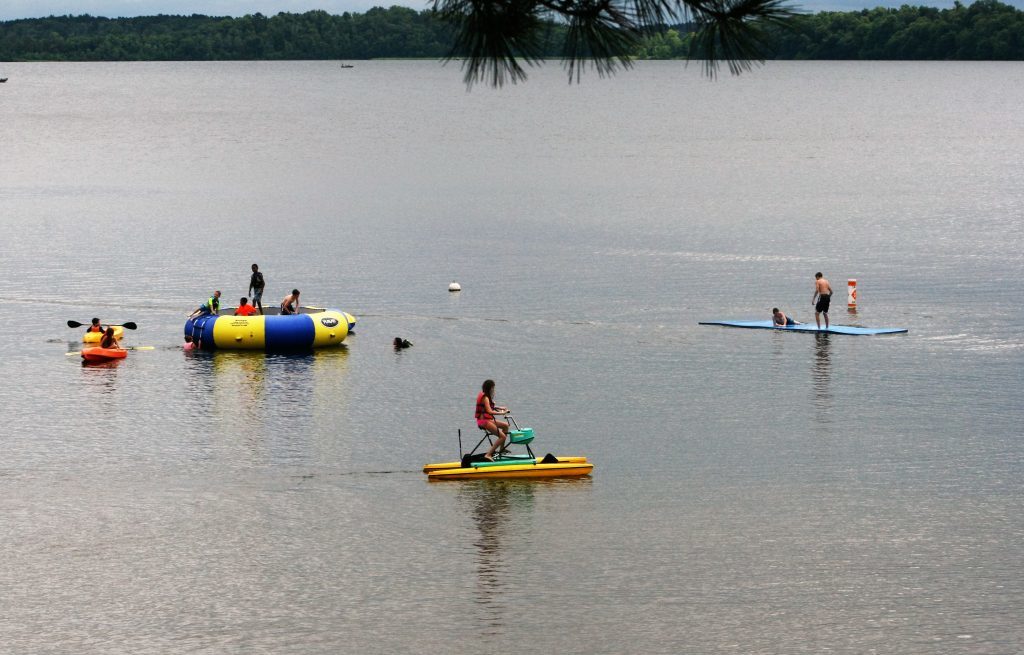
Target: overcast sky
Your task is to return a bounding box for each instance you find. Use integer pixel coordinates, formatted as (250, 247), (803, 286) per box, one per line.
(1, 0), (1019, 21)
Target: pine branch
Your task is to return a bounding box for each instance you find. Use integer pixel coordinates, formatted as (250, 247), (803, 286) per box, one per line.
(435, 0), (799, 86)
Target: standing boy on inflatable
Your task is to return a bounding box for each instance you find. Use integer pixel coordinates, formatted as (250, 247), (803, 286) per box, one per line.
(248, 264), (265, 315)
(812, 272), (833, 330)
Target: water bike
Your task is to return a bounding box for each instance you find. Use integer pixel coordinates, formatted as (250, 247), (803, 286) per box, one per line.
(424, 414), (593, 480)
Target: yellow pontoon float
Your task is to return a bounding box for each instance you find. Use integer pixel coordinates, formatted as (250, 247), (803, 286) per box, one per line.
(424, 415), (593, 480)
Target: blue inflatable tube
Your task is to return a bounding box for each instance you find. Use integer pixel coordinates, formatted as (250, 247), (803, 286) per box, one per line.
(185, 307), (356, 351)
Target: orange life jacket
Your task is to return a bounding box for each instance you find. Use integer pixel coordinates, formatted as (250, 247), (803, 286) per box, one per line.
(475, 391), (493, 422)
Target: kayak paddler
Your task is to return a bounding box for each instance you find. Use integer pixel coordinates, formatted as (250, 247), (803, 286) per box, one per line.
(99, 327), (123, 350)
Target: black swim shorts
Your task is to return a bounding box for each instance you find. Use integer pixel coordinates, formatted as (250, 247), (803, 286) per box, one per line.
(815, 294), (831, 313)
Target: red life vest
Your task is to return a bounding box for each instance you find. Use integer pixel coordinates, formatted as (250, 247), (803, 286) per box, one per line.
(475, 391), (493, 422)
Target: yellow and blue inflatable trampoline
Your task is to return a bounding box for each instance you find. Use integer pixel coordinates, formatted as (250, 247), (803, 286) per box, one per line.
(185, 307), (355, 351)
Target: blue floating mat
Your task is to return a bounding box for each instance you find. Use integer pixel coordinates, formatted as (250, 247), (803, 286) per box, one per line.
(699, 319), (907, 335)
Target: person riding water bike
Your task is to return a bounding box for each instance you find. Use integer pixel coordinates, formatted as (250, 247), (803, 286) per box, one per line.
(475, 379), (510, 461)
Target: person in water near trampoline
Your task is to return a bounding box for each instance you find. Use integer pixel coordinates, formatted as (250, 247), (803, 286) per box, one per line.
(248, 263), (265, 315)
(772, 308), (800, 326)
(99, 327), (123, 350)
(812, 272), (833, 330)
(188, 290), (221, 319)
(476, 379), (510, 461)
(234, 297), (258, 316)
(280, 289), (300, 315)
(86, 318), (104, 334)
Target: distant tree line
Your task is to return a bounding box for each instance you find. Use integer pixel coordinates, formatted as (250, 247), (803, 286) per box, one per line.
(1, 1), (1021, 62)
(641, 0), (1024, 60)
(775, 0), (1024, 59)
(0, 8), (461, 61)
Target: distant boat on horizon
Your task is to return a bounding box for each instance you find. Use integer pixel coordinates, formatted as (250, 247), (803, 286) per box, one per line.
(340, 63), (354, 69)
(0, 78), (8, 83)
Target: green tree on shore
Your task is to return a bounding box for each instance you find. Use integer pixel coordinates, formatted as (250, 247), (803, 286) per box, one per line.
(2, 3), (1021, 72)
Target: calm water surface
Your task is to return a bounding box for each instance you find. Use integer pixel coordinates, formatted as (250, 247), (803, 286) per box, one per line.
(1, 60), (1022, 654)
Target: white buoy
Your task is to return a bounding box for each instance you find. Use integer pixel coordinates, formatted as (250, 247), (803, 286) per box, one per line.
(448, 281), (461, 292)
(847, 279), (857, 309)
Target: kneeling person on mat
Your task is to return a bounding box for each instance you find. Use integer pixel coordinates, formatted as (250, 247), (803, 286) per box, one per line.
(772, 307), (800, 326)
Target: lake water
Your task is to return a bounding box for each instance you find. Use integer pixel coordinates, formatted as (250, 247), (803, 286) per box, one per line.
(1, 60), (1022, 654)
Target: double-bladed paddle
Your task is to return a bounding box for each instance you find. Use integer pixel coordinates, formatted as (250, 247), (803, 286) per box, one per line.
(67, 320), (138, 330)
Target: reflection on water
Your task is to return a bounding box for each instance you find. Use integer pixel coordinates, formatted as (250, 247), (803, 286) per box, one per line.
(79, 359), (122, 396)
(211, 351), (270, 425)
(180, 347), (351, 465)
(459, 481), (536, 634)
(78, 355), (124, 421)
(80, 359), (123, 371)
(811, 333), (832, 427)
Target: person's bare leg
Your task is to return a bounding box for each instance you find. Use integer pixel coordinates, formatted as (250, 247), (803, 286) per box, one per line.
(485, 433), (506, 460)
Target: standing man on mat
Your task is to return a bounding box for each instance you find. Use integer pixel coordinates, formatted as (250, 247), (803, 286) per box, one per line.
(812, 272), (833, 330)
(248, 263), (265, 315)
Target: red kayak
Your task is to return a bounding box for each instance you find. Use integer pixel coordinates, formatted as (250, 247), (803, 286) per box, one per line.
(81, 346), (127, 362)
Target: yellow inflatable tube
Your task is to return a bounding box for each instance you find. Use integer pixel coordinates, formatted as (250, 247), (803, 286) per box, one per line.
(185, 309), (350, 351)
